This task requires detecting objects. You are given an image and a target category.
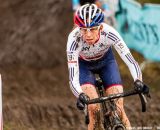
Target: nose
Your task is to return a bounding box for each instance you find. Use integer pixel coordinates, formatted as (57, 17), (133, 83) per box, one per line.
(85, 30), (92, 37)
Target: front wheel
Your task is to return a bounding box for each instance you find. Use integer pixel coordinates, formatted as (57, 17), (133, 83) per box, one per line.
(112, 124), (126, 130)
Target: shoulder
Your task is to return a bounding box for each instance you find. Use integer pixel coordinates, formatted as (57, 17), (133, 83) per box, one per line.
(102, 23), (118, 34)
(67, 27), (81, 51)
(101, 23), (123, 40)
(68, 27), (80, 40)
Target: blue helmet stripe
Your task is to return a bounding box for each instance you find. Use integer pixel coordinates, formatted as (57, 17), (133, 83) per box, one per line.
(90, 13), (100, 26)
(90, 13), (104, 27)
(97, 13), (104, 24)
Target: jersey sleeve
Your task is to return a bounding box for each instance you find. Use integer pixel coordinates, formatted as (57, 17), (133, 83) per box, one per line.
(108, 28), (142, 81)
(66, 32), (83, 97)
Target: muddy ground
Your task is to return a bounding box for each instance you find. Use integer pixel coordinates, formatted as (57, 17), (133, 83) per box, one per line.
(0, 0), (160, 130)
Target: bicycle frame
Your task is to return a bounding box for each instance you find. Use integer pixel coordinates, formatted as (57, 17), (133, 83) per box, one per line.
(84, 79), (150, 130)
(95, 79), (125, 130)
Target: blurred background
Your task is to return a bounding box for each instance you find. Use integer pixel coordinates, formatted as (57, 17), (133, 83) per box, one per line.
(0, 0), (160, 130)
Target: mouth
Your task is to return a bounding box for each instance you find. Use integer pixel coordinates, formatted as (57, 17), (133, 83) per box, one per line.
(85, 39), (95, 44)
(86, 39), (93, 42)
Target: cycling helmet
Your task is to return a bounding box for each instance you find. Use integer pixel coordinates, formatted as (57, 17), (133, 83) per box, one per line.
(74, 4), (104, 28)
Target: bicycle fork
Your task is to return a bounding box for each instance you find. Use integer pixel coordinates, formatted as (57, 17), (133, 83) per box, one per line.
(98, 85), (124, 130)
(109, 100), (123, 126)
(97, 85), (111, 129)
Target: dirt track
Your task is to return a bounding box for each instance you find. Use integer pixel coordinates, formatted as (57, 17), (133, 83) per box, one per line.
(2, 65), (160, 130)
(0, 0), (160, 130)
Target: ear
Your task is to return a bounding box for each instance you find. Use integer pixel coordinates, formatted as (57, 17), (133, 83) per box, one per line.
(100, 24), (103, 30)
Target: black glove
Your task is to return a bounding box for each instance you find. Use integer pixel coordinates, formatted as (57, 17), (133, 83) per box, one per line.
(134, 79), (144, 92)
(76, 93), (89, 110)
(134, 80), (151, 98)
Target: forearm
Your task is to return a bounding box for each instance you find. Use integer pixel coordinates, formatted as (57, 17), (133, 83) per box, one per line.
(67, 51), (83, 97)
(122, 52), (142, 81)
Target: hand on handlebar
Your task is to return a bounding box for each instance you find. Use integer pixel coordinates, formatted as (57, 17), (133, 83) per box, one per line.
(76, 93), (90, 110)
(134, 79), (144, 92)
(134, 80), (151, 98)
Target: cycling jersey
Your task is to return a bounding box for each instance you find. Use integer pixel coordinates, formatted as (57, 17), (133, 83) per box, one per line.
(67, 23), (142, 97)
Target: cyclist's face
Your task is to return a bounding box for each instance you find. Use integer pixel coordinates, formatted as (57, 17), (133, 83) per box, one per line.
(80, 26), (101, 45)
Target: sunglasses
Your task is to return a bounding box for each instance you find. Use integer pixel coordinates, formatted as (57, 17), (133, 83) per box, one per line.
(79, 26), (100, 33)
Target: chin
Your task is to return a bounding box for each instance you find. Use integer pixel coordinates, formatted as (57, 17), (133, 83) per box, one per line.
(86, 40), (94, 44)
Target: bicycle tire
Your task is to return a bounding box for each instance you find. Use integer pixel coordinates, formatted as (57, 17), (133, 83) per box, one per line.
(114, 128), (124, 130)
(112, 125), (126, 130)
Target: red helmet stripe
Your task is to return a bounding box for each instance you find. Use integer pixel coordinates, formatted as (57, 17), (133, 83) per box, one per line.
(75, 15), (85, 27)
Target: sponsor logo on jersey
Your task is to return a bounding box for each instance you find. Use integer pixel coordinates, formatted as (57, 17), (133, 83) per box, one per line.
(101, 31), (107, 37)
(82, 46), (90, 51)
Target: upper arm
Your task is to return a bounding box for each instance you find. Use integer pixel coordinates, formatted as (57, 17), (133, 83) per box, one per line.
(66, 32), (80, 67)
(107, 27), (130, 56)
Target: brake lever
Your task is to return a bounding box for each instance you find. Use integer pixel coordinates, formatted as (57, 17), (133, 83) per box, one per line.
(142, 84), (151, 99)
(138, 84), (151, 112)
(139, 93), (147, 112)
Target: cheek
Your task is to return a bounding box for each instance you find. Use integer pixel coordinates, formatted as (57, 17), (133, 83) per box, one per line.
(82, 35), (86, 40)
(94, 32), (99, 39)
